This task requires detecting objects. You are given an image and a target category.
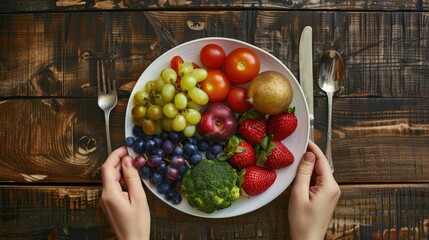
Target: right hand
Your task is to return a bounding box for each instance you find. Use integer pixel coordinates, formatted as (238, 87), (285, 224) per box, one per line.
(288, 141), (341, 240)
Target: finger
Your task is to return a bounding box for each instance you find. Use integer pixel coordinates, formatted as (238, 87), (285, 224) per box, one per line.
(101, 147), (128, 190)
(307, 140), (325, 158)
(291, 152), (316, 201)
(101, 146), (128, 172)
(307, 141), (332, 177)
(121, 155), (146, 203)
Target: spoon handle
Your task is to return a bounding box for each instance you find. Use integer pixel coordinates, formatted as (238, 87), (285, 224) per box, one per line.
(326, 91), (334, 173)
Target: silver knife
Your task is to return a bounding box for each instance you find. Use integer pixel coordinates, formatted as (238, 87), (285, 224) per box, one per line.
(299, 26), (314, 141)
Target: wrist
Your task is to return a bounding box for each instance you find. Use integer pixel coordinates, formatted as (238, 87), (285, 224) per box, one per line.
(291, 236), (323, 240)
(290, 231), (325, 240)
(117, 232), (150, 240)
(119, 236), (149, 240)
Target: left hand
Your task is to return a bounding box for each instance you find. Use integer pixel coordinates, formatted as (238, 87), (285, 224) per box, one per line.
(100, 146), (151, 240)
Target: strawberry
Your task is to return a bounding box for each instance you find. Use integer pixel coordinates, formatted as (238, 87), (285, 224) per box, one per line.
(256, 135), (294, 169)
(267, 107), (298, 141)
(238, 110), (267, 146)
(220, 135), (256, 169)
(239, 165), (277, 197)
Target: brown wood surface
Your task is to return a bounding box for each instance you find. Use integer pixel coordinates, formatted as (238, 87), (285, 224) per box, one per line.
(1, 185), (428, 239)
(0, 0), (428, 12)
(1, 11), (429, 98)
(0, 2), (428, 240)
(1, 98), (428, 183)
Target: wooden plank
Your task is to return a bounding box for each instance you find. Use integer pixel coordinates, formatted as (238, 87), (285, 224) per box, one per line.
(328, 184), (429, 240)
(0, 186), (112, 239)
(1, 11), (428, 98)
(314, 97), (429, 183)
(0, 14), (65, 97)
(0, 98), (127, 183)
(0, 12), (158, 97)
(1, 184), (428, 239)
(0, 97), (428, 183)
(0, 0), (427, 13)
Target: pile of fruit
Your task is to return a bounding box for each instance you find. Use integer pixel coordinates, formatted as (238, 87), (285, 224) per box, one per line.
(125, 42), (298, 213)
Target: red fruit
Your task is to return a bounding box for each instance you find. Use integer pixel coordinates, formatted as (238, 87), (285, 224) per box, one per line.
(267, 107), (298, 141)
(256, 136), (294, 169)
(223, 136), (256, 169)
(238, 110), (267, 146)
(239, 165), (276, 197)
(198, 103), (237, 142)
(170, 55), (184, 74)
(227, 87), (252, 113)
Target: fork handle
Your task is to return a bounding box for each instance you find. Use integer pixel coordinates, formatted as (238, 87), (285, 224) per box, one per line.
(104, 110), (112, 155)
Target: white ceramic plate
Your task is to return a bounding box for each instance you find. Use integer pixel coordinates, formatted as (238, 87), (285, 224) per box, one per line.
(125, 37), (309, 218)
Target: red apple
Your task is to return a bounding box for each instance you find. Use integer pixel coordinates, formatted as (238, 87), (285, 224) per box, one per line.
(197, 102), (237, 142)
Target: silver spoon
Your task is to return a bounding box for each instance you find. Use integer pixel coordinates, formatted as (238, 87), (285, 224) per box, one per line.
(317, 50), (344, 173)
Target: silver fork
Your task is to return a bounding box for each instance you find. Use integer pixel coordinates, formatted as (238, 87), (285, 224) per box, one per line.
(97, 59), (118, 155)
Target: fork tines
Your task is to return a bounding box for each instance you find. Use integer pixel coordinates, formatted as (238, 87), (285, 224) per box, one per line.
(97, 59), (116, 95)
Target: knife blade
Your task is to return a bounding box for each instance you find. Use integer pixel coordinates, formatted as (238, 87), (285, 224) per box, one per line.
(299, 26), (314, 141)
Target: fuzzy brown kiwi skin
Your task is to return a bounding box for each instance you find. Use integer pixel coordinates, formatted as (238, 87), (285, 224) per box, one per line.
(247, 71), (293, 115)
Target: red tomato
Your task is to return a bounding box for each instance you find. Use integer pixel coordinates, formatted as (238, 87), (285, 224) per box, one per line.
(200, 69), (231, 102)
(192, 62), (201, 69)
(170, 55), (184, 74)
(224, 48), (260, 84)
(227, 87), (252, 113)
(200, 44), (226, 69)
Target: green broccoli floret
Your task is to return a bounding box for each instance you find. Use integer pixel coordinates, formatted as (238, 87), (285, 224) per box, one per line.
(181, 159), (240, 213)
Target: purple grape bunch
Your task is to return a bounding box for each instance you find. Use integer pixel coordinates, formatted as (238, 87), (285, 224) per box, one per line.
(124, 126), (225, 205)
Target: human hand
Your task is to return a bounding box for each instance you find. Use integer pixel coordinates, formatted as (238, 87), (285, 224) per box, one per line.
(288, 141), (341, 240)
(100, 146), (151, 240)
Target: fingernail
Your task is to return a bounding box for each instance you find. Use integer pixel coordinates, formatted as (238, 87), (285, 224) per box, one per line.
(122, 157), (133, 168)
(303, 153), (315, 164)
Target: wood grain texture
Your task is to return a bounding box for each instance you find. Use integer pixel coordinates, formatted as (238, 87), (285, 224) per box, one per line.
(314, 97), (429, 183)
(329, 184), (429, 240)
(1, 185), (428, 239)
(1, 6), (429, 240)
(0, 98), (126, 182)
(0, 97), (427, 183)
(1, 11), (428, 98)
(0, 0), (428, 13)
(0, 186), (112, 239)
(1, 11), (428, 183)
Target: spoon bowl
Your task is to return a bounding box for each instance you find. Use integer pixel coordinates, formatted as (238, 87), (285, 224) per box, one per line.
(317, 50), (344, 173)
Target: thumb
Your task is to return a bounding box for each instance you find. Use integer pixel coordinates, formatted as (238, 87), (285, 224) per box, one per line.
(291, 152), (316, 200)
(121, 156), (145, 202)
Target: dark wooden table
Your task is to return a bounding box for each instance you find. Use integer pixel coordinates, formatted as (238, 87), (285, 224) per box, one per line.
(1, 1), (428, 239)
